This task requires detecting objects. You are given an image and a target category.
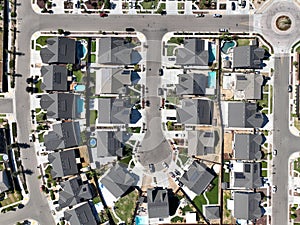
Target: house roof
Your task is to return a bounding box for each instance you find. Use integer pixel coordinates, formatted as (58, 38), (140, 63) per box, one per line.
(94, 131), (123, 158)
(176, 73), (208, 96)
(64, 202), (97, 225)
(234, 134), (263, 160)
(40, 93), (81, 119)
(44, 121), (82, 151)
(97, 98), (131, 124)
(58, 176), (94, 209)
(227, 102), (265, 128)
(234, 73), (263, 100)
(147, 188), (170, 219)
(41, 65), (69, 91)
(233, 192), (262, 220)
(98, 37), (141, 65)
(233, 45), (265, 69)
(48, 149), (79, 178)
(179, 161), (215, 195)
(95, 68), (132, 94)
(176, 99), (213, 125)
(187, 130), (217, 156)
(233, 162), (262, 189)
(175, 39), (209, 66)
(40, 37), (76, 64)
(0, 170), (10, 193)
(204, 206), (220, 220)
(100, 163), (137, 199)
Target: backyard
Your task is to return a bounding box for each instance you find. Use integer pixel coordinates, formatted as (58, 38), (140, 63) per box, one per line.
(114, 190), (138, 224)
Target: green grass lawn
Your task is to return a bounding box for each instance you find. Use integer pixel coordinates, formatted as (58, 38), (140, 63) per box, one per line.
(261, 170), (267, 177)
(73, 70), (84, 82)
(171, 216), (184, 222)
(0, 192), (22, 207)
(35, 79), (43, 93)
(93, 196), (101, 204)
(119, 156), (132, 165)
(296, 46), (300, 54)
(38, 132), (45, 143)
(91, 54), (96, 63)
(168, 37), (184, 45)
(237, 39), (250, 46)
(0, 163), (4, 171)
(223, 171), (230, 182)
(257, 93), (268, 109)
(36, 36), (51, 47)
(206, 177), (219, 204)
(140, 0), (158, 9)
(261, 161), (267, 168)
(91, 41), (96, 52)
(193, 194), (207, 212)
(166, 45), (176, 56)
(294, 158), (300, 173)
(89, 110), (98, 125)
(115, 191), (138, 224)
(36, 112), (46, 123)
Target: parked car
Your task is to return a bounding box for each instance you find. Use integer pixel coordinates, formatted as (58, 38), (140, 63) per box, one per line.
(272, 185), (277, 193)
(100, 12), (108, 17)
(231, 2), (236, 10)
(213, 14), (222, 18)
(168, 57), (176, 61)
(149, 164), (155, 173)
(219, 28), (228, 32)
(272, 149), (277, 156)
(174, 169), (181, 176)
(159, 68), (164, 76)
(125, 27), (135, 32)
(241, 0), (246, 8)
(169, 172), (175, 178)
(160, 10), (167, 15)
(196, 13), (205, 17)
(162, 162), (168, 168)
(288, 85), (293, 92)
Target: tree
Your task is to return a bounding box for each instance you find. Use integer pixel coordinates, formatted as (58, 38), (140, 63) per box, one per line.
(66, 63), (73, 71)
(57, 29), (64, 35)
(293, 61), (298, 67)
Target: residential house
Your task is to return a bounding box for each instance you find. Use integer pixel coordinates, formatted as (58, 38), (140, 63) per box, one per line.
(100, 163), (137, 199)
(176, 99), (214, 125)
(176, 73), (208, 96)
(233, 134), (264, 160)
(57, 176), (95, 209)
(231, 161), (262, 189)
(233, 73), (263, 100)
(0, 170), (10, 193)
(44, 121), (82, 151)
(179, 161), (216, 195)
(40, 93), (82, 119)
(233, 191), (262, 220)
(222, 102), (266, 128)
(204, 206), (220, 220)
(175, 39), (210, 66)
(98, 37), (141, 65)
(40, 65), (69, 92)
(64, 202), (98, 225)
(233, 45), (265, 69)
(48, 149), (80, 178)
(187, 130), (218, 156)
(147, 188), (170, 219)
(40, 37), (76, 64)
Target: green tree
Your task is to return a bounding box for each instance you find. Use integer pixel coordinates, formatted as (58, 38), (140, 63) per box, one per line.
(57, 29), (64, 35)
(293, 61), (298, 67)
(66, 64), (73, 71)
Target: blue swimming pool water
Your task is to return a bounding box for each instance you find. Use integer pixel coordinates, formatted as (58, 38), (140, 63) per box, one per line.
(76, 98), (84, 114)
(221, 41), (237, 54)
(74, 84), (86, 92)
(208, 71), (216, 88)
(76, 42), (88, 60)
(88, 138), (97, 148)
(208, 43), (216, 63)
(135, 216), (148, 225)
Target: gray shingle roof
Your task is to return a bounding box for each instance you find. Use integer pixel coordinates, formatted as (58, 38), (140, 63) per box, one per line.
(0, 170), (10, 193)
(227, 102), (265, 128)
(94, 131), (123, 158)
(233, 45), (265, 69)
(204, 206), (220, 220)
(41, 65), (69, 91)
(175, 39), (209, 66)
(176, 99), (213, 125)
(48, 150), (79, 178)
(58, 176), (95, 209)
(147, 188), (170, 219)
(176, 73), (208, 96)
(40, 37), (76, 64)
(44, 121), (82, 151)
(64, 202), (97, 225)
(187, 130), (217, 156)
(95, 68), (132, 94)
(179, 161), (215, 195)
(98, 98), (131, 124)
(40, 93), (81, 119)
(233, 162), (262, 189)
(98, 37), (141, 65)
(234, 73), (263, 100)
(233, 192), (262, 220)
(100, 163), (137, 199)
(234, 134), (263, 160)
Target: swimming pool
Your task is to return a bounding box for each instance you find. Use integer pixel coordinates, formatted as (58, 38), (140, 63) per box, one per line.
(135, 216), (148, 225)
(74, 84), (86, 92)
(221, 40), (237, 54)
(88, 137), (97, 148)
(76, 42), (88, 60)
(76, 98), (84, 114)
(208, 71), (216, 88)
(208, 43), (216, 63)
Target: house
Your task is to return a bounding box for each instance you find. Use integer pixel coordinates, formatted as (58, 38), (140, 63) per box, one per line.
(95, 68), (136, 95)
(57, 176), (95, 209)
(100, 163), (137, 199)
(97, 98), (132, 124)
(233, 45), (265, 69)
(179, 161), (215, 195)
(98, 37), (141, 65)
(40, 37), (76, 64)
(44, 121), (82, 151)
(233, 191), (262, 220)
(187, 130), (218, 156)
(204, 206), (220, 220)
(40, 93), (82, 119)
(231, 161), (262, 189)
(222, 102), (266, 128)
(147, 188), (170, 219)
(0, 170), (11, 193)
(64, 202), (98, 225)
(175, 39), (209, 66)
(234, 73), (263, 100)
(48, 149), (79, 178)
(176, 99), (214, 125)
(40, 65), (69, 91)
(176, 73), (208, 96)
(233, 134), (264, 160)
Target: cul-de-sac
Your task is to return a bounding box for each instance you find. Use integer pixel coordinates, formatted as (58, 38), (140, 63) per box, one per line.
(0, 0), (299, 225)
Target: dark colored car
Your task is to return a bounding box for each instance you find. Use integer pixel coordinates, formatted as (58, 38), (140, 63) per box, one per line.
(174, 169), (181, 176)
(160, 10), (167, 15)
(149, 164), (155, 173)
(159, 68), (164, 76)
(100, 12), (108, 17)
(125, 27), (135, 32)
(288, 85), (292, 92)
(241, 0), (246, 8)
(231, 2), (236, 10)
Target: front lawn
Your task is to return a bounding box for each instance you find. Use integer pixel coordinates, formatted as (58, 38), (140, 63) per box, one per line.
(294, 158), (300, 173)
(36, 36), (51, 47)
(89, 110), (98, 125)
(114, 190), (138, 224)
(91, 54), (96, 63)
(206, 177), (219, 204)
(91, 41), (96, 52)
(237, 39), (250, 46)
(166, 45), (176, 56)
(261, 161), (267, 168)
(261, 170), (267, 177)
(140, 0), (158, 9)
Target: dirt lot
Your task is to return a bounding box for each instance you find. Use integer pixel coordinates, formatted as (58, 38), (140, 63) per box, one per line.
(224, 132), (233, 154)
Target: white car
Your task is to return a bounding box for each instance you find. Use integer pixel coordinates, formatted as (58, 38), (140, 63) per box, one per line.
(213, 14), (222, 18)
(272, 185), (277, 193)
(272, 149), (277, 156)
